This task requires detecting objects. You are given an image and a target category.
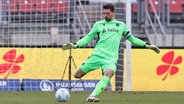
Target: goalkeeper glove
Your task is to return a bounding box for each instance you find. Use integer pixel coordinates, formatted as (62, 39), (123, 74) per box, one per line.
(145, 44), (160, 54)
(62, 43), (77, 50)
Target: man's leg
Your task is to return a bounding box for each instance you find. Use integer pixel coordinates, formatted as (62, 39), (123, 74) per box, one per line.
(74, 55), (101, 79)
(74, 68), (86, 78)
(86, 69), (114, 102)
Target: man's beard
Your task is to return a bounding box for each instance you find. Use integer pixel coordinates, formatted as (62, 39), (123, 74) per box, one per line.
(105, 17), (112, 21)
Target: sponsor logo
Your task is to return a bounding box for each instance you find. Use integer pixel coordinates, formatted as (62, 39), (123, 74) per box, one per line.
(156, 51), (182, 81)
(0, 81), (7, 86)
(39, 80), (54, 91)
(0, 49), (24, 79)
(102, 28), (119, 33)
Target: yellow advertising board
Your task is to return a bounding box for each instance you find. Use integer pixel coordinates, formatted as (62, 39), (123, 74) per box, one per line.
(2, 48), (184, 91)
(0, 48), (98, 79)
(0, 48), (115, 90)
(124, 49), (184, 91)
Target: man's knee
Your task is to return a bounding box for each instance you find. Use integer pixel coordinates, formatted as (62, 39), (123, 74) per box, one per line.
(74, 73), (81, 79)
(73, 69), (86, 78)
(104, 69), (114, 78)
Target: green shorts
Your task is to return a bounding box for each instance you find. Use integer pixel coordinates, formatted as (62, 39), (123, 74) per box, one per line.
(79, 54), (117, 74)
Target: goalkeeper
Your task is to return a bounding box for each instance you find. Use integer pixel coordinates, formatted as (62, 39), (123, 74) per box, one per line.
(62, 3), (160, 102)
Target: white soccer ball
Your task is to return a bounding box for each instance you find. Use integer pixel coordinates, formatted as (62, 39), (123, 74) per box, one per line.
(55, 88), (70, 102)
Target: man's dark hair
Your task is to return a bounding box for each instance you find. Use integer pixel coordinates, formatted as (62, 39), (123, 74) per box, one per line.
(103, 3), (115, 12)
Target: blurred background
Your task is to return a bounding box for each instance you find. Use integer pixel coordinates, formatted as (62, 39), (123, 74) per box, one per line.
(0, 0), (183, 47)
(0, 0), (183, 92)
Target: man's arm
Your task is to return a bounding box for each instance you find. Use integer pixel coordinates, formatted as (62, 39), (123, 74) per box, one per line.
(62, 35), (95, 50)
(127, 35), (160, 53)
(62, 23), (98, 50)
(76, 22), (99, 47)
(127, 35), (146, 47)
(76, 35), (95, 47)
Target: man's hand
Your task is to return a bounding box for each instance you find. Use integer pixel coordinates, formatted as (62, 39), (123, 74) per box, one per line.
(62, 43), (77, 50)
(145, 44), (160, 54)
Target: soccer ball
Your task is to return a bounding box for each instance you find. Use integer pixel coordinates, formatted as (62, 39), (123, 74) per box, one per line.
(55, 88), (70, 102)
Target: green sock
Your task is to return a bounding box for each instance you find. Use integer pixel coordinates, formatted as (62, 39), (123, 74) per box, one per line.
(91, 76), (110, 96)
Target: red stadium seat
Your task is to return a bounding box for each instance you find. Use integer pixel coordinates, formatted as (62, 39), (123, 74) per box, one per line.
(132, 4), (137, 13)
(6, 0), (34, 13)
(5, 0), (67, 13)
(169, 0), (183, 13)
(132, 0), (184, 14)
(149, 0), (159, 13)
(9, 0), (19, 13)
(19, 0), (34, 13)
(52, 0), (67, 13)
(149, 0), (183, 13)
(32, 0), (52, 13)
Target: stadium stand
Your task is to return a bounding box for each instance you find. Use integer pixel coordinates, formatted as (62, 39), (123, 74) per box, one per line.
(169, 0), (183, 13)
(132, 0), (184, 13)
(3, 0), (183, 24)
(7, 0), (67, 13)
(33, 0), (53, 13)
(1, 0), (183, 46)
(2, 0), (68, 23)
(53, 0), (67, 13)
(132, 0), (184, 23)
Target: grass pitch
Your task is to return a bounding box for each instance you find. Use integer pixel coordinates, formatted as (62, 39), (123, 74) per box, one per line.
(0, 91), (184, 104)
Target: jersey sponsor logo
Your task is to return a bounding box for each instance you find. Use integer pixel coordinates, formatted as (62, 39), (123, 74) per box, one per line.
(102, 29), (106, 33)
(102, 28), (119, 33)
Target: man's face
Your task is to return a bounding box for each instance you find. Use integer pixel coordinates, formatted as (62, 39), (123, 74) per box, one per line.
(103, 9), (114, 21)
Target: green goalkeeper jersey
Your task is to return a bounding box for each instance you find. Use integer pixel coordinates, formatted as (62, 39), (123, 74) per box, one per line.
(76, 20), (146, 62)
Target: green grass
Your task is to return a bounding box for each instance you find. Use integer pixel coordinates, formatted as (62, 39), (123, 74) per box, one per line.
(0, 91), (184, 104)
